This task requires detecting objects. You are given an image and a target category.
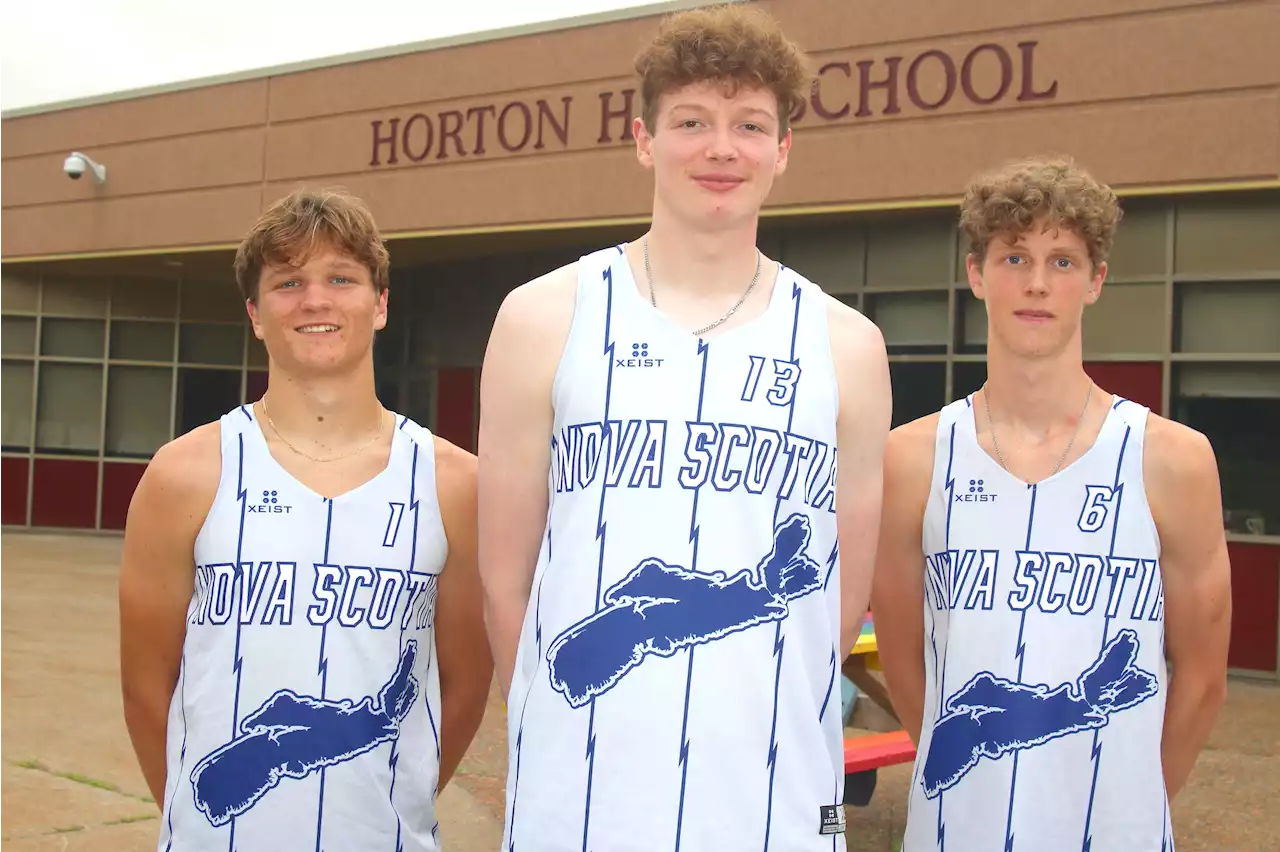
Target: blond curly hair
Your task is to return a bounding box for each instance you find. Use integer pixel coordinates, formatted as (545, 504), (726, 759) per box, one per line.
(634, 4), (812, 139)
(959, 156), (1122, 269)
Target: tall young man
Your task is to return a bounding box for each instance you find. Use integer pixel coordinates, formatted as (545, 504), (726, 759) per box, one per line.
(478, 6), (892, 850)
(119, 189), (492, 852)
(872, 157), (1232, 851)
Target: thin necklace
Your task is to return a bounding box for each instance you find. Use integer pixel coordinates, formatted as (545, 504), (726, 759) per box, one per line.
(983, 380), (1094, 482)
(643, 235), (763, 337)
(260, 395), (387, 463)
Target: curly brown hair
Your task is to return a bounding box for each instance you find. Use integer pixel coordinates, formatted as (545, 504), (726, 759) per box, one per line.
(634, 4), (811, 139)
(234, 188), (390, 302)
(959, 156), (1122, 269)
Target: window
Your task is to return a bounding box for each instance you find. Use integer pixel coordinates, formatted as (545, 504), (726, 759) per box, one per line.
(2, 273), (40, 312)
(1175, 282), (1280, 354)
(41, 318), (105, 359)
(1175, 195), (1280, 276)
(953, 361), (987, 401)
(889, 362), (946, 428)
(1174, 364), (1280, 536)
(42, 276), (108, 317)
(2, 360), (34, 450)
(111, 320), (176, 361)
(36, 363), (103, 454)
(106, 366), (173, 457)
(180, 280), (244, 322)
(179, 323), (244, 365)
(866, 215), (955, 288)
(866, 292), (948, 354)
(956, 290), (987, 353)
(112, 279), (178, 320)
(781, 224), (865, 294)
(176, 368), (241, 436)
(2, 316), (37, 356)
(1105, 202), (1167, 280)
(1083, 283), (1166, 357)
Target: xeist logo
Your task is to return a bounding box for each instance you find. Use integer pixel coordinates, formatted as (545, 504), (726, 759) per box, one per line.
(617, 342), (664, 369)
(248, 489), (293, 514)
(955, 478), (998, 504)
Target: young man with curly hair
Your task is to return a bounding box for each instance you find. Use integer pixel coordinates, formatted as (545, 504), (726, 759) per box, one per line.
(478, 5), (891, 850)
(872, 157), (1231, 851)
(119, 189), (492, 852)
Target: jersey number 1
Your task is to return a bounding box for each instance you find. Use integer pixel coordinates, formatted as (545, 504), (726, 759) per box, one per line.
(741, 355), (801, 407)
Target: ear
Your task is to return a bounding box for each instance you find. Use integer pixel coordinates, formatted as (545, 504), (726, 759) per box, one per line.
(1083, 260), (1107, 306)
(246, 297), (265, 340)
(634, 117), (654, 169)
(774, 128), (792, 177)
(373, 287), (389, 331)
(965, 253), (986, 301)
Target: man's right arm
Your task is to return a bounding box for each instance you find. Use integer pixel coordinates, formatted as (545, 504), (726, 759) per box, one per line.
(118, 424), (221, 807)
(477, 263), (578, 700)
(869, 414), (937, 744)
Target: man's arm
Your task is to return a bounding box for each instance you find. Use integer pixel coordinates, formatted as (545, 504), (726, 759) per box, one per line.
(477, 264), (578, 699)
(869, 415), (937, 744)
(1145, 415), (1231, 800)
(118, 425), (221, 807)
(432, 439), (494, 790)
(827, 300), (892, 657)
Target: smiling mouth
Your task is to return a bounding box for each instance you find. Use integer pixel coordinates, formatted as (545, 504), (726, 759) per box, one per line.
(693, 175), (744, 191)
(296, 324), (340, 333)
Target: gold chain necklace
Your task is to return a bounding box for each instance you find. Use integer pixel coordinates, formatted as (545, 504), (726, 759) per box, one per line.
(260, 395), (387, 463)
(983, 380), (1094, 482)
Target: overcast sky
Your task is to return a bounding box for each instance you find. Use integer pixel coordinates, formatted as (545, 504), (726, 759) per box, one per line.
(1, 0), (665, 113)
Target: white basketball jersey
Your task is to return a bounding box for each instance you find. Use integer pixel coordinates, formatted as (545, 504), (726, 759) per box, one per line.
(157, 407), (450, 852)
(503, 246), (847, 852)
(905, 395), (1172, 852)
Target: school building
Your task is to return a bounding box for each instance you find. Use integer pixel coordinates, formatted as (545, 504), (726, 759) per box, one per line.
(2, 0), (1277, 673)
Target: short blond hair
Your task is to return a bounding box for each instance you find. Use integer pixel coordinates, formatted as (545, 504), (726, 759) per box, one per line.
(234, 188), (389, 302)
(959, 156), (1122, 269)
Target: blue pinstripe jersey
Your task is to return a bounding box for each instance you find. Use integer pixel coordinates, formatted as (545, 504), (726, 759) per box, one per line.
(503, 245), (848, 852)
(157, 407), (450, 852)
(905, 395), (1171, 852)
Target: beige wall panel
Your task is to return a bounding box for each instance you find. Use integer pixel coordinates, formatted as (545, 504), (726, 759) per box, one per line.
(3, 127), (267, 207)
(786, 2), (1279, 132)
(2, 80), (267, 157)
(264, 147), (652, 236)
(264, 81), (638, 181)
(265, 16), (661, 123)
(775, 0), (1214, 53)
(263, 4), (1278, 189)
(773, 91), (1280, 209)
(3, 187), (264, 258)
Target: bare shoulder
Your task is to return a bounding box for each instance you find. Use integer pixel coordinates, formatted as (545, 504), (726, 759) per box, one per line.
(129, 421), (222, 530)
(824, 294), (887, 363)
(887, 413), (942, 481)
(433, 435), (479, 499)
(491, 260), (580, 341)
(1142, 412), (1221, 506)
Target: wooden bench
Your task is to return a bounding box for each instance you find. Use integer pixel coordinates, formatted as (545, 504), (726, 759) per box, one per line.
(842, 730), (916, 806)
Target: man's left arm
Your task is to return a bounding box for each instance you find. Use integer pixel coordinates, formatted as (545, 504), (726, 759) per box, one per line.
(1146, 416), (1232, 800)
(432, 440), (495, 791)
(828, 300), (893, 654)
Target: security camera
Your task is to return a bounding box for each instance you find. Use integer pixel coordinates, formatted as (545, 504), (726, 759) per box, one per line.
(63, 152), (106, 184)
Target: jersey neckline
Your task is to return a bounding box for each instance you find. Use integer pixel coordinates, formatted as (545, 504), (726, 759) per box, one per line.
(237, 403), (410, 503)
(958, 392), (1125, 489)
(608, 242), (794, 344)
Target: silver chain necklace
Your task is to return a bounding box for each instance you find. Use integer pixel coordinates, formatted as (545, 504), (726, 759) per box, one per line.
(643, 235), (762, 337)
(261, 395), (387, 463)
(983, 381), (1094, 481)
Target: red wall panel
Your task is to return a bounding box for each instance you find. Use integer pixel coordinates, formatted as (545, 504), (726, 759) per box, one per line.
(1226, 541), (1280, 674)
(101, 461), (149, 531)
(2, 457), (30, 525)
(435, 368), (477, 453)
(1084, 361), (1163, 415)
(31, 458), (99, 528)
